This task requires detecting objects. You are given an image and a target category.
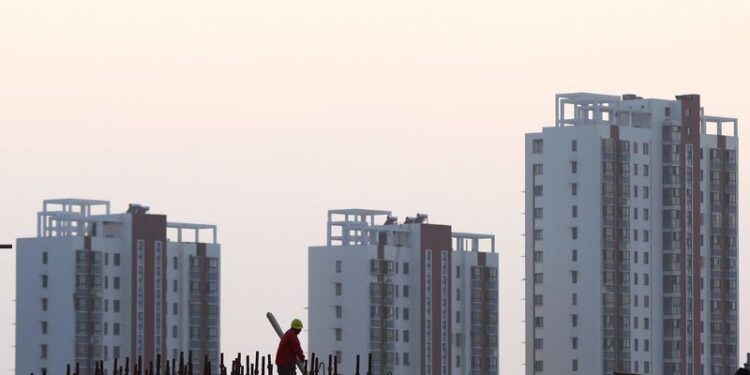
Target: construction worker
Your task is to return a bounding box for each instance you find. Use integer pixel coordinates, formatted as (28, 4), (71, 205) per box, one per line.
(275, 318), (306, 375)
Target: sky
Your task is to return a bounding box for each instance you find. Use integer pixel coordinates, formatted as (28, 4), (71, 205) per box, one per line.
(1, 0), (749, 374)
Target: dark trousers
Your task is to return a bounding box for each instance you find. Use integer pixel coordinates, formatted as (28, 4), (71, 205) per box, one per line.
(277, 365), (296, 375)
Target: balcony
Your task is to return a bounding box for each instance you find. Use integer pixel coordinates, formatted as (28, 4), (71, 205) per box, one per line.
(663, 152), (681, 165)
(663, 173), (682, 185)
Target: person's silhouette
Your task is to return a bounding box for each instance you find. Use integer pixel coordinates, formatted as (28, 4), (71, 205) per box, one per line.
(735, 368), (750, 375)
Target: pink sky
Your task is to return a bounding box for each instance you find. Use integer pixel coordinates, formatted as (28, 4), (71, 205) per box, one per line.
(1, 0), (749, 374)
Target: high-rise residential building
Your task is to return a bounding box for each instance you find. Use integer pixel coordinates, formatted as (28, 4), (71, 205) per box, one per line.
(525, 93), (738, 375)
(16, 199), (220, 375)
(309, 209), (498, 375)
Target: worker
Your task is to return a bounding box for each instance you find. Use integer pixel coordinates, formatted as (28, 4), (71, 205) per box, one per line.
(275, 318), (306, 375)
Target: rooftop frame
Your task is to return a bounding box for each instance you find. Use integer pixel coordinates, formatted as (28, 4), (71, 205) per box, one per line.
(452, 232), (496, 253)
(167, 222), (218, 244)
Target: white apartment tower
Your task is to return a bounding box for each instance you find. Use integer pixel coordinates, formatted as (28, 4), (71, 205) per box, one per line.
(309, 209), (498, 375)
(16, 199), (221, 375)
(525, 93), (738, 375)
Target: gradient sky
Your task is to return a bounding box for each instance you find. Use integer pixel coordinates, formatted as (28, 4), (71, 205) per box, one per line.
(1, 0), (749, 374)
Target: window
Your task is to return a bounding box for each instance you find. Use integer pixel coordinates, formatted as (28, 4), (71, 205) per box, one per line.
(533, 230), (543, 240)
(571, 271), (578, 284)
(403, 285), (409, 298)
(41, 298), (48, 311)
(335, 260), (342, 273)
(403, 308), (409, 320)
(403, 353), (410, 366)
(572, 293), (577, 305)
(634, 164), (639, 175)
(403, 262), (409, 275)
(334, 328), (342, 341)
(572, 249), (578, 261)
(456, 311), (460, 323)
(534, 295), (543, 306)
(534, 317), (544, 327)
(572, 140), (577, 152)
(42, 251), (48, 264)
(114, 277), (120, 290)
(41, 275), (48, 288)
(572, 183), (578, 196)
(534, 339), (543, 349)
(644, 165), (649, 176)
(572, 337), (578, 349)
(532, 139), (543, 153)
(571, 227), (578, 240)
(534, 360), (544, 372)
(572, 359), (578, 372)
(644, 186), (649, 198)
(644, 230), (649, 242)
(403, 330), (410, 343)
(571, 161), (577, 174)
(571, 314), (578, 327)
(533, 164), (543, 175)
(114, 253), (120, 266)
(335, 305), (342, 319)
(41, 344), (48, 359)
(534, 251), (543, 262)
(644, 209), (649, 220)
(534, 185), (543, 197)
(113, 300), (120, 313)
(534, 208), (543, 219)
(41, 321), (48, 334)
(643, 143), (649, 154)
(534, 273), (544, 284)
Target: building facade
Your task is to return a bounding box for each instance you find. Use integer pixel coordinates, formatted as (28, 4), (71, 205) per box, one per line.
(16, 199), (220, 375)
(525, 93), (738, 375)
(309, 209), (498, 375)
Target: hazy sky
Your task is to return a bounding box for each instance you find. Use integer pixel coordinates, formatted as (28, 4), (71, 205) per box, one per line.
(1, 0), (749, 374)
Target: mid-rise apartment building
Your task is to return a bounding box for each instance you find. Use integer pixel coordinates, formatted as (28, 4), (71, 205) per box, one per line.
(16, 199), (220, 375)
(309, 209), (498, 375)
(525, 93), (738, 375)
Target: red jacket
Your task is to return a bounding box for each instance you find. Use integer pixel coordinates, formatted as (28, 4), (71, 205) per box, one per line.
(275, 329), (305, 366)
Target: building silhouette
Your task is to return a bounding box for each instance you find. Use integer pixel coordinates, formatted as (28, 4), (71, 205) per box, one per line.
(16, 199), (220, 375)
(525, 93), (739, 375)
(309, 209), (498, 375)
